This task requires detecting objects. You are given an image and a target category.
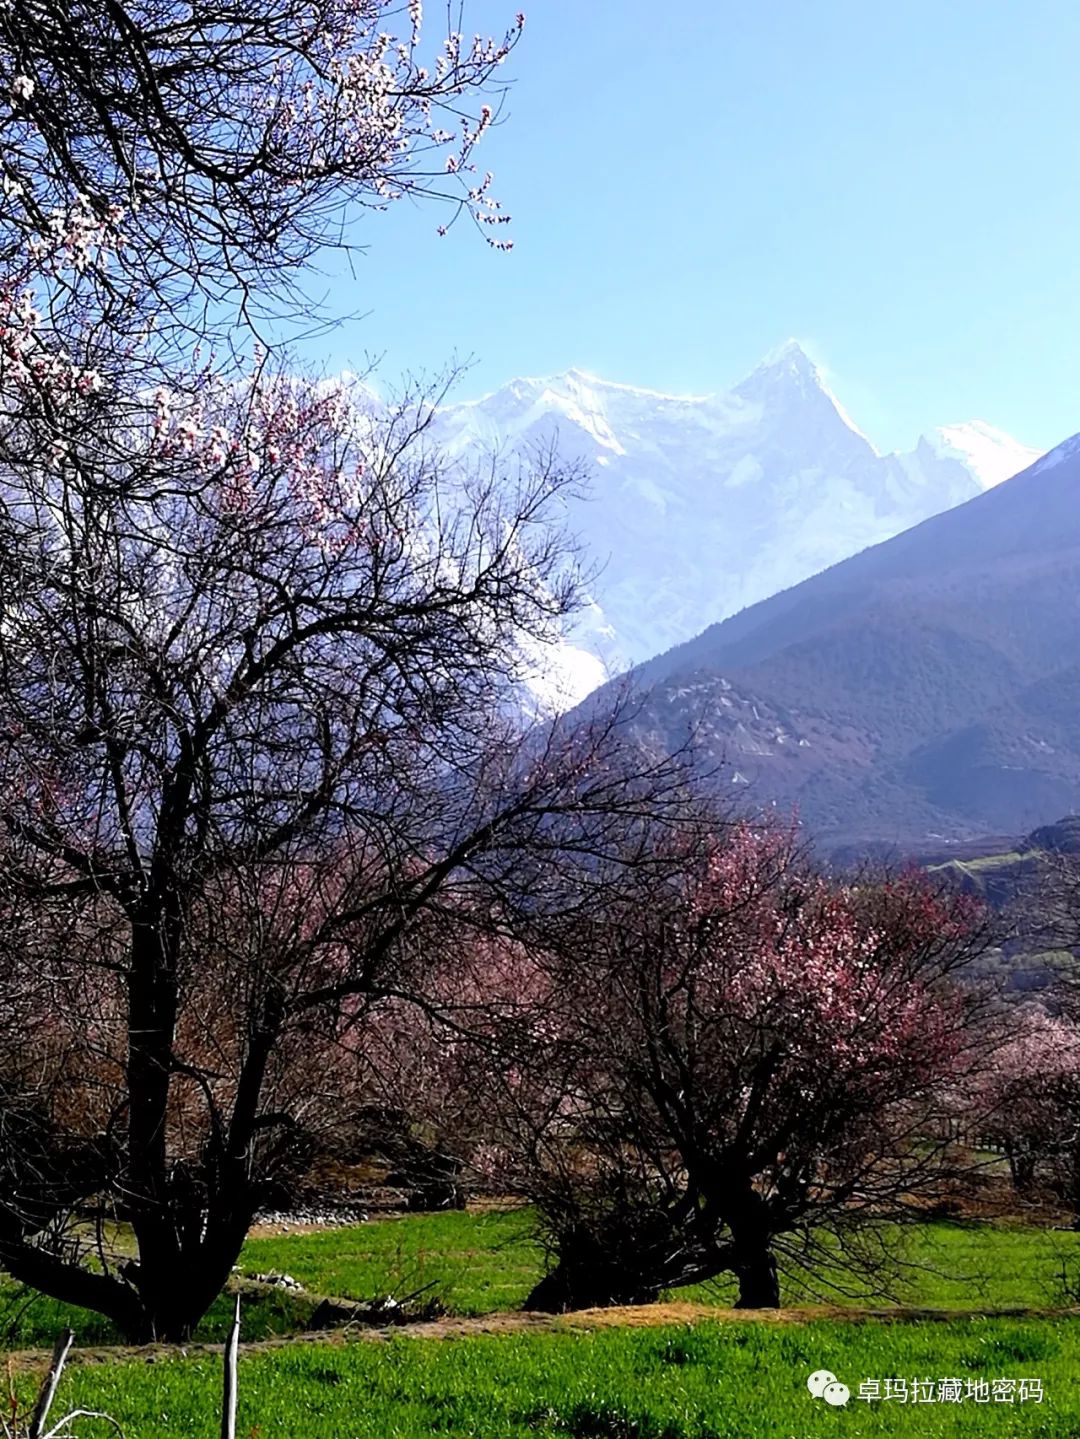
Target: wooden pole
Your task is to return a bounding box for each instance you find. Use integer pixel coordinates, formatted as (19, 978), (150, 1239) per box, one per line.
(221, 1294), (241, 1439)
(28, 1329), (74, 1439)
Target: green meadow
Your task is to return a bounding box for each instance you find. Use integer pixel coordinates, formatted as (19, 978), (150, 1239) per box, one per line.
(5, 1210), (1080, 1437)
(16, 1317), (1080, 1438)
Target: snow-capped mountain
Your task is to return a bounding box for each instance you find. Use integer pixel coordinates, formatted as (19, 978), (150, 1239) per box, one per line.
(431, 342), (1042, 703)
(923, 421), (1042, 491)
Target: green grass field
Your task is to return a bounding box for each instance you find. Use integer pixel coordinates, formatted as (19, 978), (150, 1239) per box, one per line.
(20, 1318), (1080, 1437)
(7, 1211), (1080, 1437)
(3, 1210), (1080, 1350)
(241, 1210), (1080, 1317)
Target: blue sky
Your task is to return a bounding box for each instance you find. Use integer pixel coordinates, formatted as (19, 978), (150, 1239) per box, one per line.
(316, 0), (1080, 454)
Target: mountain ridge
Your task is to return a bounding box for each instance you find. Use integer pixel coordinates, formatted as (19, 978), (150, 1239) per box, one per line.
(432, 343), (1042, 702)
(589, 436), (1080, 848)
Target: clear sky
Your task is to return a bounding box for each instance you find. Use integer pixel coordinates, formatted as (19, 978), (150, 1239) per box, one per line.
(314, 0), (1080, 455)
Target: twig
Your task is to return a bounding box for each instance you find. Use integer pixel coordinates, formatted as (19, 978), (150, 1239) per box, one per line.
(43, 1410), (122, 1439)
(27, 1330), (73, 1439)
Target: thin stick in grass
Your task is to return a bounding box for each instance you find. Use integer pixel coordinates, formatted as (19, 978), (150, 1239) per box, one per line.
(27, 1330), (73, 1439)
(221, 1295), (241, 1439)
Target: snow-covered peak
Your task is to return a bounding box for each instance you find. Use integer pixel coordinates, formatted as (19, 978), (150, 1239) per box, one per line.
(741, 337), (820, 382)
(732, 339), (815, 393)
(430, 347), (1041, 709)
(924, 422), (1043, 490)
(724, 340), (882, 457)
(460, 367), (711, 409)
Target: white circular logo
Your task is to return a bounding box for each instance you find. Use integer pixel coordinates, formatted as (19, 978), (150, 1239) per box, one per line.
(822, 1381), (850, 1407)
(807, 1370), (837, 1398)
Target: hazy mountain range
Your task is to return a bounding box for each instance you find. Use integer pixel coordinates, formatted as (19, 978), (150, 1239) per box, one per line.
(433, 342), (1078, 847)
(433, 341), (1042, 704)
(584, 436), (1080, 850)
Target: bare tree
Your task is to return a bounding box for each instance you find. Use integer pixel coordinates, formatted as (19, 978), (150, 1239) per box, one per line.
(0, 0), (688, 1345)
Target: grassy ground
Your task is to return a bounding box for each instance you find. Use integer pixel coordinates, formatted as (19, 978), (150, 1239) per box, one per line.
(6, 1211), (1080, 1436)
(244, 1207), (542, 1314)
(3, 1210), (1080, 1350)
(18, 1317), (1080, 1437)
(241, 1210), (1080, 1316)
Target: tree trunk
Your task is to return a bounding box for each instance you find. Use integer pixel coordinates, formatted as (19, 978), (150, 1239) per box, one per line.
(1005, 1143), (1037, 1193)
(0, 1239), (144, 1337)
(729, 1189), (781, 1309)
(524, 1257), (657, 1313)
(733, 1246), (780, 1308)
(1068, 1144), (1080, 1231)
(522, 1227), (666, 1314)
(124, 903), (186, 1340)
(119, 953), (281, 1341)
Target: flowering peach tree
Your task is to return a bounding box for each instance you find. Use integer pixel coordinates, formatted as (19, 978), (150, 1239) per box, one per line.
(499, 826), (991, 1311)
(0, 339), (711, 1339)
(0, 0), (723, 1344)
(973, 1006), (1080, 1203)
(0, 0), (524, 300)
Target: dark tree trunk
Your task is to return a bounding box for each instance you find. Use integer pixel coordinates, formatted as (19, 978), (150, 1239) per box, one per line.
(1005, 1143), (1037, 1193)
(122, 993), (282, 1341)
(729, 1189), (781, 1309)
(0, 1238), (145, 1337)
(524, 1257), (659, 1313)
(125, 911), (186, 1341)
(733, 1247), (780, 1308)
(522, 1221), (739, 1314)
(522, 1221), (668, 1313)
